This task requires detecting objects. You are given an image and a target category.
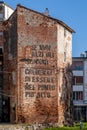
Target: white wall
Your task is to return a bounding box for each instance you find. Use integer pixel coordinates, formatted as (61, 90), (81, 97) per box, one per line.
(73, 85), (83, 91)
(4, 4), (14, 20)
(84, 60), (87, 101)
(73, 70), (83, 76)
(57, 24), (72, 66)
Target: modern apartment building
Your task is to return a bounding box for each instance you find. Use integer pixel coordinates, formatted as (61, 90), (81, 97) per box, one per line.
(0, 1), (14, 21)
(72, 52), (87, 122)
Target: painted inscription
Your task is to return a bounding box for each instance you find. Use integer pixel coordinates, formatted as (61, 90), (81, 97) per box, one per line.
(24, 68), (56, 98)
(22, 44), (57, 99)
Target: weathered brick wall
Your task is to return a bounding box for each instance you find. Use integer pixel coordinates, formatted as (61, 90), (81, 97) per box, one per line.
(17, 5), (58, 124)
(3, 5), (73, 126)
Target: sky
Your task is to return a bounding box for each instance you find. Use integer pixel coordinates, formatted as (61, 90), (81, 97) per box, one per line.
(3, 0), (87, 57)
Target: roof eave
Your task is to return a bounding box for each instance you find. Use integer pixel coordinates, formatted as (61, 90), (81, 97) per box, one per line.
(17, 4), (75, 33)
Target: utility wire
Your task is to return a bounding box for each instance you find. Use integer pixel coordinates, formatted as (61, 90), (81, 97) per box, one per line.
(0, 92), (16, 98)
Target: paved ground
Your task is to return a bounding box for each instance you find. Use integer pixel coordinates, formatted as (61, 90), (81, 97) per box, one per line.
(0, 124), (33, 130)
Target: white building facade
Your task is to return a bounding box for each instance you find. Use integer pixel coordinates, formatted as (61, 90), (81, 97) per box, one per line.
(0, 1), (14, 21)
(72, 53), (87, 122)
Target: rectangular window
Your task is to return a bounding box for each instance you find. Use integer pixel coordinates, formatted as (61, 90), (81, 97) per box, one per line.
(73, 76), (75, 85)
(76, 76), (83, 85)
(64, 28), (67, 37)
(73, 76), (83, 85)
(64, 52), (66, 62)
(72, 61), (83, 70)
(73, 91), (83, 100)
(0, 48), (3, 62)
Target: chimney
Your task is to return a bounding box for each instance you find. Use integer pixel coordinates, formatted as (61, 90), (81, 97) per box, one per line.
(85, 51), (87, 57)
(44, 8), (50, 16)
(80, 53), (85, 57)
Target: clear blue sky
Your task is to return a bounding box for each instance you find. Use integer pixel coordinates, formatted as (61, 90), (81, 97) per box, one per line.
(4, 0), (87, 57)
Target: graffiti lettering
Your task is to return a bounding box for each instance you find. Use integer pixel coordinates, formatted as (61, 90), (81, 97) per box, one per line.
(36, 92), (51, 98)
(39, 45), (51, 50)
(25, 68), (52, 75)
(25, 83), (35, 90)
(38, 84), (55, 90)
(25, 92), (35, 97)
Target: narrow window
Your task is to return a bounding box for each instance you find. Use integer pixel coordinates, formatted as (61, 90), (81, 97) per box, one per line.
(64, 52), (66, 62)
(73, 91), (83, 100)
(76, 76), (83, 85)
(64, 28), (67, 37)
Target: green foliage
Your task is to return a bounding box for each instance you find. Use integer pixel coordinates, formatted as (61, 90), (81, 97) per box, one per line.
(45, 122), (87, 130)
(45, 127), (79, 130)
